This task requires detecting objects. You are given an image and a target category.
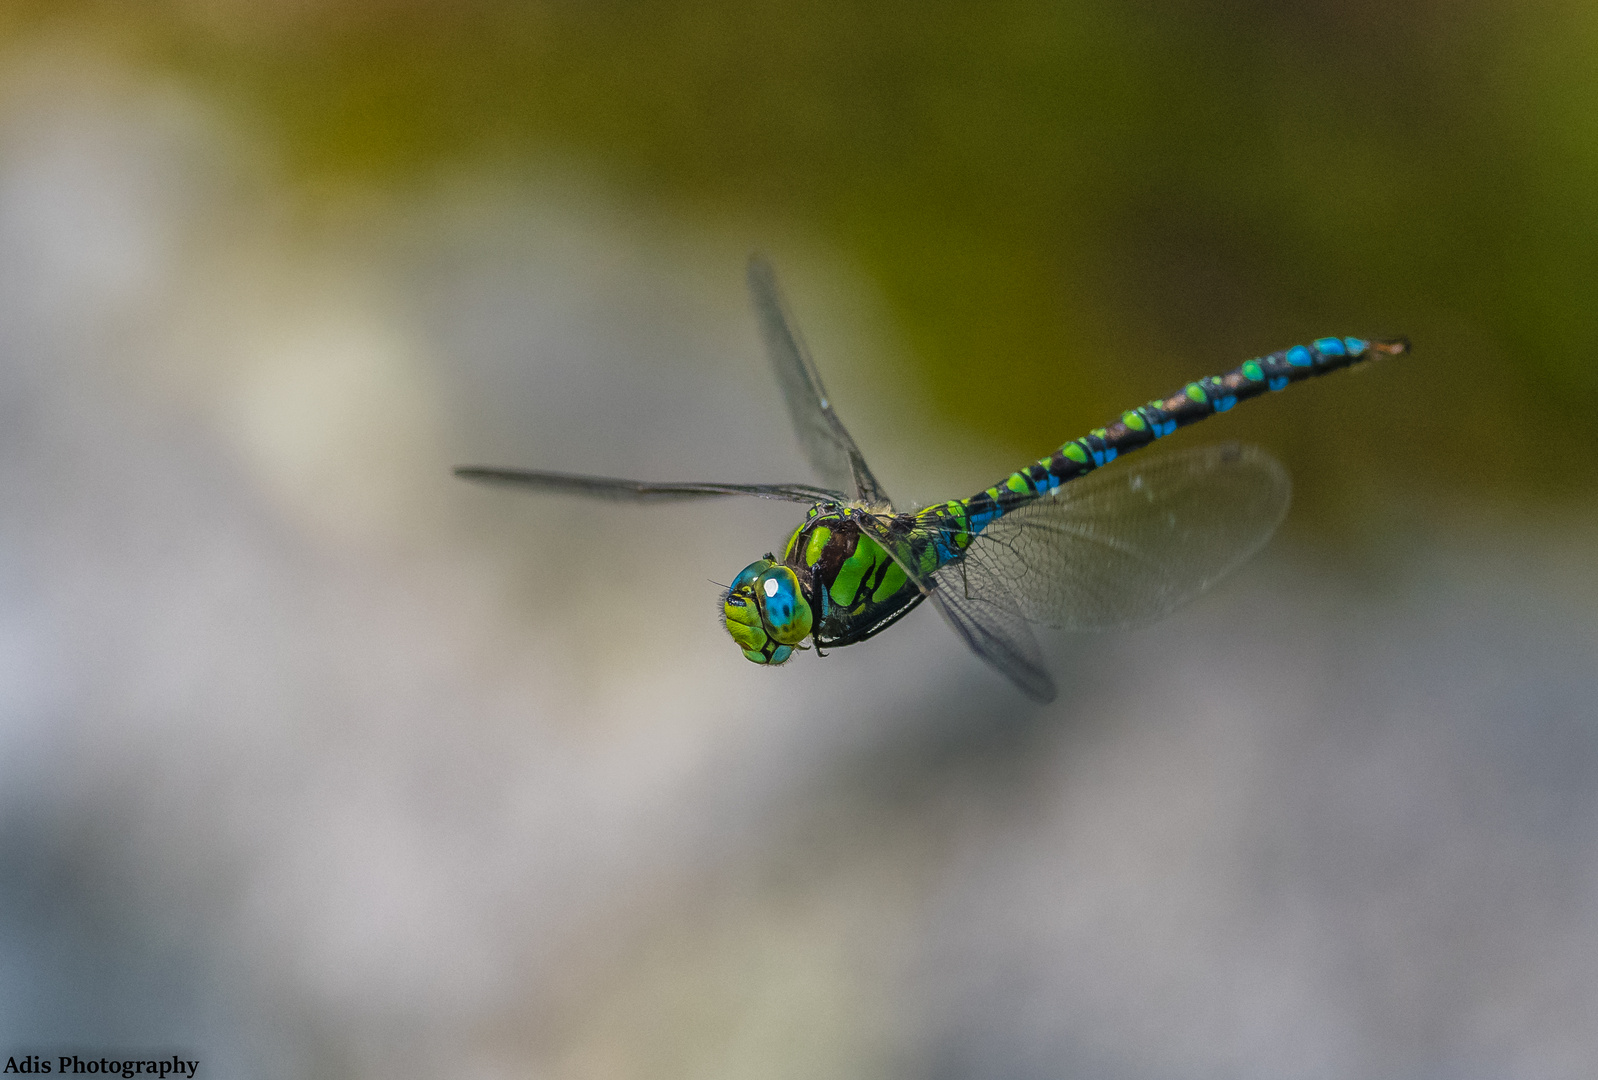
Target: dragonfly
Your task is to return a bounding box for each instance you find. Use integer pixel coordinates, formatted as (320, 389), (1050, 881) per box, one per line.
(457, 258), (1406, 702)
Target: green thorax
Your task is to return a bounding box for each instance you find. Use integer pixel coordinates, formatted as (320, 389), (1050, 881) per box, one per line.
(780, 505), (928, 648)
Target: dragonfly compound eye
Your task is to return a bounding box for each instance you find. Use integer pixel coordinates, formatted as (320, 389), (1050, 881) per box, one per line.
(754, 565), (812, 646)
(721, 558), (808, 664)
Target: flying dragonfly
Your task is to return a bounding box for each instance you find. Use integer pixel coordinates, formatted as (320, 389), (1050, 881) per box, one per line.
(457, 258), (1406, 702)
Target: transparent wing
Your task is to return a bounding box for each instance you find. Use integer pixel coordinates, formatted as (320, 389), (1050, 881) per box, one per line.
(746, 256), (891, 507)
(853, 443), (1284, 701)
(853, 511), (1056, 703)
(955, 443), (1290, 630)
(928, 558), (1057, 703)
(454, 466), (841, 504)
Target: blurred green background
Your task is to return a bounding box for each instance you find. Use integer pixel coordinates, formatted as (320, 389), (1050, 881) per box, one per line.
(12, 0), (1596, 518)
(5, 4), (1598, 1080)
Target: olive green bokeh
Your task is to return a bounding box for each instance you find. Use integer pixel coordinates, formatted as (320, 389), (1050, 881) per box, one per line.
(8, 0), (1597, 533)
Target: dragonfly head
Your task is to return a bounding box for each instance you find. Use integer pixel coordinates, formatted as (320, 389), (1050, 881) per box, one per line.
(721, 556), (813, 665)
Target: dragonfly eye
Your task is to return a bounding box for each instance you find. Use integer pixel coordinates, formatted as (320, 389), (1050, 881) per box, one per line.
(754, 565), (812, 645)
(728, 560), (769, 594)
(721, 558), (810, 664)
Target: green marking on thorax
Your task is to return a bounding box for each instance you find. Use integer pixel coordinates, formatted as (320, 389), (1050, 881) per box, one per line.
(830, 536), (879, 607)
(872, 561), (907, 602)
(804, 526), (831, 566)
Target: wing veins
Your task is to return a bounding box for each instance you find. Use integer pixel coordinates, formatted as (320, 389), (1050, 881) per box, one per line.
(747, 257), (890, 507)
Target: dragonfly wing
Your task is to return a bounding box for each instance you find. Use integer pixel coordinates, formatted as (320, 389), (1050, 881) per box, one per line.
(454, 466), (842, 504)
(928, 558), (1057, 703)
(853, 443), (1283, 699)
(852, 511), (1056, 702)
(747, 257), (891, 507)
(959, 443), (1290, 630)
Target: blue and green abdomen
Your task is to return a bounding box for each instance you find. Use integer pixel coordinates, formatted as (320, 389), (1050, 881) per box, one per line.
(926, 335), (1405, 537)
